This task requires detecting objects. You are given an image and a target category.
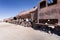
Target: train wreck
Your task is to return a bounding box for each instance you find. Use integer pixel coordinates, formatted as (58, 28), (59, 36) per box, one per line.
(3, 0), (60, 35)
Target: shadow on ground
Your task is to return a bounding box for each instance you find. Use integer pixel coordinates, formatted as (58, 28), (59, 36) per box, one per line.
(32, 25), (60, 36)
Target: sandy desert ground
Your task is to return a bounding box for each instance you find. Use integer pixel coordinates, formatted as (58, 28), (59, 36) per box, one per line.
(0, 22), (60, 40)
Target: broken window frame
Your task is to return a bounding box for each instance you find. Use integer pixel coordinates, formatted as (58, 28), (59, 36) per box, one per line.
(40, 1), (46, 9)
(48, 0), (57, 6)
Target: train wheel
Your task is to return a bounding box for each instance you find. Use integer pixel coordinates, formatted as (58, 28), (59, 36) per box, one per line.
(32, 23), (40, 30)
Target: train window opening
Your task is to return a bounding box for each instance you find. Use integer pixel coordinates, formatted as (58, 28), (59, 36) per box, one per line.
(48, 0), (57, 6)
(48, 0), (53, 4)
(39, 19), (58, 24)
(40, 1), (46, 8)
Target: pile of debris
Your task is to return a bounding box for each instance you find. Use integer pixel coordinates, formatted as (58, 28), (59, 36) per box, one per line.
(3, 17), (32, 27)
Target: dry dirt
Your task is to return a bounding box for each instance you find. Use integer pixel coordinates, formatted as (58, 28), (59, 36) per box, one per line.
(0, 22), (60, 40)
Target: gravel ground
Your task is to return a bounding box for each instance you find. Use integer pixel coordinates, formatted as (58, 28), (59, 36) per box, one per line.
(0, 22), (60, 40)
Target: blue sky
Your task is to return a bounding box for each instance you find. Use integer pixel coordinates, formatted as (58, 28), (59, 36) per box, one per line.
(0, 0), (40, 20)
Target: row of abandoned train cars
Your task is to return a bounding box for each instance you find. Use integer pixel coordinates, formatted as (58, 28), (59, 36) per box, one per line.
(3, 0), (60, 34)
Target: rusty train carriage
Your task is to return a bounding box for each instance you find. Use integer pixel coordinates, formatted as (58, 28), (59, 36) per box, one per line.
(31, 0), (60, 27)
